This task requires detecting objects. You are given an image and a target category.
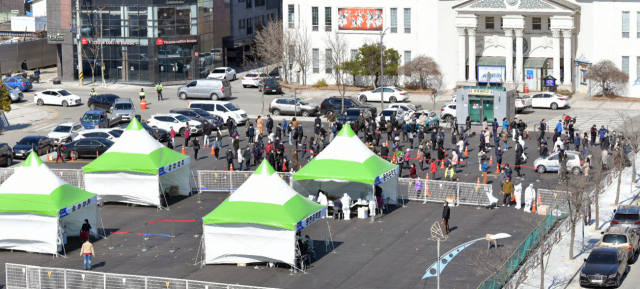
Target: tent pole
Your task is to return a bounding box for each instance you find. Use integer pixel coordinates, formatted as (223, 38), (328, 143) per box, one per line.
(98, 209), (108, 239)
(370, 184), (375, 223)
(159, 182), (169, 211)
(190, 169), (198, 196)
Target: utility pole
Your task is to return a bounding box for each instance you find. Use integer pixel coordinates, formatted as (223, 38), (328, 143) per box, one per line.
(379, 28), (389, 113)
(76, 0), (83, 86)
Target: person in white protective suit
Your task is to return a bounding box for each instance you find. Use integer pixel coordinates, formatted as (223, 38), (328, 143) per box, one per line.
(342, 193), (352, 220)
(514, 183), (523, 209)
(366, 193), (377, 217)
(317, 191), (328, 218)
(518, 136), (527, 161)
(524, 183), (535, 213)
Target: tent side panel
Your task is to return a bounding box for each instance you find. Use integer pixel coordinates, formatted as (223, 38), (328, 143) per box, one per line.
(0, 213), (58, 254)
(85, 172), (160, 207)
(204, 223), (295, 266)
(380, 177), (398, 205)
(61, 204), (99, 237)
(159, 165), (191, 196)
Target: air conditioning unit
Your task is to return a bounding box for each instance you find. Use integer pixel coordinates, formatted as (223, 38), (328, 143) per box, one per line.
(10, 10), (19, 14)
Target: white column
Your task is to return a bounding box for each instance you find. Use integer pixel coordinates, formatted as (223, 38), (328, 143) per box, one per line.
(504, 29), (514, 83)
(552, 28), (561, 82)
(468, 28), (477, 83)
(562, 29), (572, 85)
(514, 28), (524, 84)
(458, 27), (467, 82)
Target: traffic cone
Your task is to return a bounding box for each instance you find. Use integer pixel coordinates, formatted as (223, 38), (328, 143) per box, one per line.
(71, 153), (75, 162)
(475, 177), (480, 191)
(464, 146), (469, 156)
(511, 189), (517, 202)
(489, 155), (493, 165)
(181, 145), (186, 155)
(46, 150), (49, 162)
(495, 164), (501, 174)
(441, 160), (445, 169)
(532, 201), (537, 213)
(526, 129), (530, 140)
(230, 164), (234, 171)
(96, 151), (99, 158)
(537, 193), (542, 206)
(425, 174), (430, 196)
(525, 84), (530, 93)
(210, 146), (215, 155)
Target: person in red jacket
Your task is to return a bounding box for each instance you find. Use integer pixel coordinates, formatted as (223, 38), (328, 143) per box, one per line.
(409, 163), (417, 178)
(430, 160), (437, 180)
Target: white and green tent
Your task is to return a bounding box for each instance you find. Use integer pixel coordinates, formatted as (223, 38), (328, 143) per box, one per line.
(294, 125), (399, 204)
(83, 119), (190, 207)
(0, 152), (99, 255)
(203, 160), (326, 266)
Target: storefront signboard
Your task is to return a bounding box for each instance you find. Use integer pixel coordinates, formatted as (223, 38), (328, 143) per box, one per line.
(160, 39), (197, 45)
(89, 40), (138, 45)
(467, 89), (495, 96)
(47, 33), (65, 41)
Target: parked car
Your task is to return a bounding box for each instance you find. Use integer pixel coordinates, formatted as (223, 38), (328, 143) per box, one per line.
(269, 67), (281, 79)
(598, 227), (639, 264)
(440, 103), (457, 124)
(74, 129), (122, 142)
(515, 94), (533, 113)
(357, 87), (409, 103)
(242, 73), (267, 88)
(60, 138), (115, 160)
(5, 85), (23, 102)
(112, 98), (136, 121)
(389, 103), (422, 113)
(269, 96), (319, 117)
(34, 89), (82, 107)
(533, 150), (583, 175)
(207, 67), (236, 81)
(146, 113), (202, 136)
(0, 143), (13, 167)
(319, 96), (377, 117)
(258, 79), (283, 94)
(115, 122), (170, 143)
(411, 110), (440, 129)
(530, 92), (570, 110)
(87, 94), (120, 112)
(47, 122), (86, 145)
(579, 248), (629, 288)
(187, 100), (248, 125)
(80, 110), (110, 129)
(169, 108), (218, 133)
(178, 79), (231, 100)
(375, 108), (401, 123)
(611, 205), (640, 231)
(2, 76), (32, 91)
(336, 108), (363, 125)
(12, 136), (54, 159)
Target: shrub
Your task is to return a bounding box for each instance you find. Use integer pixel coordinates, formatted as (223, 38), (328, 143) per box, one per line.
(557, 89), (573, 96)
(314, 78), (328, 88)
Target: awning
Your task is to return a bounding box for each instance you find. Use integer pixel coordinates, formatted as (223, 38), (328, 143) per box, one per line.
(466, 57), (551, 68)
(524, 58), (549, 68)
(467, 56), (506, 66)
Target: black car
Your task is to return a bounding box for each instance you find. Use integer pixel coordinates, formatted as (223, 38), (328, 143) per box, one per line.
(320, 96), (377, 117)
(580, 248), (629, 288)
(258, 79), (283, 94)
(60, 138), (115, 160)
(0, 143), (12, 167)
(336, 108), (362, 125)
(170, 108), (219, 133)
(13, 136), (54, 159)
(87, 94), (120, 112)
(116, 122), (170, 143)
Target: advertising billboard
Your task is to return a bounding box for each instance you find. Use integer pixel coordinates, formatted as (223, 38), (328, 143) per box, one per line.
(338, 8), (383, 31)
(477, 66), (506, 84)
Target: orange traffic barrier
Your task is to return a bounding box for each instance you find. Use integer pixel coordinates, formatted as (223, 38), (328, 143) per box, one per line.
(141, 99), (147, 110)
(464, 146), (468, 156)
(181, 145), (186, 155)
(425, 174), (430, 196)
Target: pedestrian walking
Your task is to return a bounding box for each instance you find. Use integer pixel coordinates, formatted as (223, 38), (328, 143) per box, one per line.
(442, 202), (451, 234)
(80, 219), (91, 241)
(21, 60), (28, 72)
(495, 146), (503, 167)
(212, 136), (221, 159)
(237, 147), (244, 170)
(257, 115), (264, 136)
(184, 123), (191, 147)
(574, 132), (581, 151)
(80, 238), (95, 270)
(192, 137), (200, 161)
(502, 177), (513, 206)
(56, 143), (66, 163)
(266, 115), (274, 134)
(202, 121), (211, 148)
(444, 164), (455, 181)
(430, 160), (437, 180)
(243, 146), (251, 169)
(226, 148), (235, 170)
(582, 132), (589, 156)
(481, 161), (489, 184)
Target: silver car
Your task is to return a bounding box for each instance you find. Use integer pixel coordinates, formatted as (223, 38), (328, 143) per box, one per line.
(533, 150), (584, 175)
(269, 96), (319, 117)
(611, 205), (640, 231)
(177, 79), (232, 100)
(6, 85), (23, 102)
(112, 98), (135, 121)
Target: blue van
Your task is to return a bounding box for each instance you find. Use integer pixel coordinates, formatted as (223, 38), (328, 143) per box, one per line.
(80, 110), (109, 129)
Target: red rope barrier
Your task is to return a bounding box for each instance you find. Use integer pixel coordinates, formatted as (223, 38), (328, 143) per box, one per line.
(145, 220), (174, 225)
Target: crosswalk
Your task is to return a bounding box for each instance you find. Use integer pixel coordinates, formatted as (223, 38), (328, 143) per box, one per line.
(28, 122), (60, 132)
(545, 109), (640, 133)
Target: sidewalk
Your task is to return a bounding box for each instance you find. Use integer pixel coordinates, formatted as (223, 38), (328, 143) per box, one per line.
(515, 163), (640, 289)
(3, 104), (57, 130)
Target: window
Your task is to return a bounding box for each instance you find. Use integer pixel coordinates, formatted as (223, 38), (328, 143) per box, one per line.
(637, 57), (640, 79)
(247, 18), (253, 34)
(325, 7), (331, 31)
(637, 12), (640, 38)
(404, 8), (411, 33)
(312, 7), (318, 31)
(485, 16), (494, 30)
(288, 5), (295, 28)
(351, 49), (357, 61)
(390, 8), (397, 33)
(255, 0), (265, 6)
(404, 51), (412, 64)
(532, 17), (541, 30)
(580, 69), (587, 85)
(313, 49), (319, 73)
(246, 0), (252, 9)
(623, 11), (630, 38)
(238, 19), (245, 29)
(501, 17), (503, 28)
(622, 56), (630, 74)
(548, 17), (551, 30)
(325, 49), (332, 74)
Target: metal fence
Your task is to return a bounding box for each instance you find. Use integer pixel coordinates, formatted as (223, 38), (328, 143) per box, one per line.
(399, 178), (495, 206)
(196, 170), (292, 193)
(0, 168), (84, 189)
(5, 263), (278, 289)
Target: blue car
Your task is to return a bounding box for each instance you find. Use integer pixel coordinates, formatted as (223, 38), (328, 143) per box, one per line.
(2, 76), (32, 92)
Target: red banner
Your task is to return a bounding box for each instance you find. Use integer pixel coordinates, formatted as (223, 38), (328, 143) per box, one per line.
(338, 8), (383, 31)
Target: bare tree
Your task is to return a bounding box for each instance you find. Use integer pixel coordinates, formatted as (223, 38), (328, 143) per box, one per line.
(82, 42), (100, 85)
(555, 176), (596, 260)
(424, 69), (448, 111)
(465, 245), (515, 288)
(520, 213), (558, 289)
(615, 111), (640, 188)
(291, 24), (312, 85)
(253, 20), (291, 84)
(585, 60), (629, 97)
(398, 55), (440, 90)
(242, 56), (273, 115)
(324, 32), (349, 112)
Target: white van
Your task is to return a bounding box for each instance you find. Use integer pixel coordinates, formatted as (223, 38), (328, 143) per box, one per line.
(177, 79), (232, 100)
(187, 100), (248, 125)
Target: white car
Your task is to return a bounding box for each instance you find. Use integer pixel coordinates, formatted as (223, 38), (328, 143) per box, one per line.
(34, 89), (82, 107)
(187, 100), (248, 125)
(530, 92), (570, 110)
(375, 108), (405, 124)
(47, 122), (85, 145)
(357, 87), (409, 103)
(388, 103), (422, 114)
(73, 129), (122, 142)
(207, 67), (237, 81)
(146, 113), (202, 136)
(440, 103), (456, 124)
(242, 73), (267, 88)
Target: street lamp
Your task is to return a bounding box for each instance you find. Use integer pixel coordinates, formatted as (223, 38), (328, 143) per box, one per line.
(380, 27), (390, 113)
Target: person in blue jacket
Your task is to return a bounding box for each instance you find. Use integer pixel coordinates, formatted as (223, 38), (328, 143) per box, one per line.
(555, 119), (563, 134)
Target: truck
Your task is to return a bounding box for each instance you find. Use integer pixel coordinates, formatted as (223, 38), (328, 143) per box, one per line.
(515, 93), (532, 113)
(80, 109), (127, 129)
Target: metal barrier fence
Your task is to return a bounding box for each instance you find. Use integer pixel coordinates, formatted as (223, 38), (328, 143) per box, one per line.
(476, 202), (570, 289)
(537, 189), (566, 210)
(399, 178), (495, 206)
(0, 168), (85, 189)
(196, 170), (292, 193)
(5, 263), (278, 289)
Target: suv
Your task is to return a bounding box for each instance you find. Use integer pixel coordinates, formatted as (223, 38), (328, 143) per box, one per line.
(611, 205), (640, 231)
(87, 94), (120, 113)
(187, 101), (248, 125)
(146, 113), (202, 136)
(47, 122), (86, 145)
(599, 227), (640, 263)
(269, 96), (319, 117)
(242, 73), (267, 88)
(319, 96), (377, 117)
(112, 98), (135, 121)
(0, 143), (12, 167)
(440, 103), (456, 124)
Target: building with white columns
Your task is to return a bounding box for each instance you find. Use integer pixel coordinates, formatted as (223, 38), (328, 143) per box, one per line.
(283, 0), (640, 97)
